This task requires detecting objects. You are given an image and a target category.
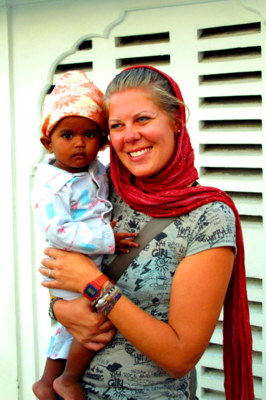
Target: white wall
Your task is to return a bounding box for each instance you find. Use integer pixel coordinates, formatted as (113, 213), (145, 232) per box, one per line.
(1, 0), (265, 399)
(0, 5), (19, 399)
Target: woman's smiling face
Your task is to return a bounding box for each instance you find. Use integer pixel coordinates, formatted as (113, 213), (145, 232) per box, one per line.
(108, 88), (178, 178)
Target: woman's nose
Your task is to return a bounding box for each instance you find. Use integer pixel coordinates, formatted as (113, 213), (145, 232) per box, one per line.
(124, 125), (140, 143)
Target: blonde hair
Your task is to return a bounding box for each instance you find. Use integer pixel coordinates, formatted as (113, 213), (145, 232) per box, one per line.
(105, 67), (186, 125)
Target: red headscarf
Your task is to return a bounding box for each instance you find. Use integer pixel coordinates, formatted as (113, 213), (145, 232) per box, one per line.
(109, 65), (254, 399)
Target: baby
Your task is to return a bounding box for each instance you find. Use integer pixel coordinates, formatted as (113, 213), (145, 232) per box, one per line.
(31, 70), (137, 400)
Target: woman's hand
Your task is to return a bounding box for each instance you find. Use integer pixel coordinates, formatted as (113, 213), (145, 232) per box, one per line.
(54, 297), (116, 351)
(39, 247), (102, 293)
(39, 248), (116, 350)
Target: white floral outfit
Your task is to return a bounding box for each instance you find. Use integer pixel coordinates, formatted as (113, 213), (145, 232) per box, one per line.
(32, 157), (114, 359)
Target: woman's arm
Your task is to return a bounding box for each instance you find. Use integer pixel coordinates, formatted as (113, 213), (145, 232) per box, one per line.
(40, 246), (234, 377)
(108, 246), (234, 377)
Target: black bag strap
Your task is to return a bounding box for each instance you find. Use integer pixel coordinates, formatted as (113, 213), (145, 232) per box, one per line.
(189, 367), (198, 400)
(106, 181), (200, 282)
(106, 216), (176, 282)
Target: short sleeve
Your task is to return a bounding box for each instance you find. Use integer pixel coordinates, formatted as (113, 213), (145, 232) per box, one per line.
(186, 201), (236, 257)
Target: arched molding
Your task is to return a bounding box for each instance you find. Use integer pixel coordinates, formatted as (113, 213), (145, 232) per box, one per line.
(41, 0), (229, 98)
(238, 0), (266, 24)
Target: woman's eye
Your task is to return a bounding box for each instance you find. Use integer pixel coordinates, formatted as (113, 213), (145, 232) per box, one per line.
(137, 116), (149, 123)
(109, 123), (122, 130)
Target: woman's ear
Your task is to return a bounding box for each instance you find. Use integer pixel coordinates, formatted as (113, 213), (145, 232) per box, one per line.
(173, 120), (181, 134)
(40, 136), (53, 153)
(174, 110), (183, 133)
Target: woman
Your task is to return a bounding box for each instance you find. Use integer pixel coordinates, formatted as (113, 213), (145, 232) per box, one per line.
(40, 66), (254, 400)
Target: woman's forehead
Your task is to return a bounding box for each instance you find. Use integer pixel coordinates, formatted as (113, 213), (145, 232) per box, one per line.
(108, 89), (160, 118)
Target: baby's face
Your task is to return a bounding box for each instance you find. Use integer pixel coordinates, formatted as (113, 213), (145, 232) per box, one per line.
(49, 116), (102, 173)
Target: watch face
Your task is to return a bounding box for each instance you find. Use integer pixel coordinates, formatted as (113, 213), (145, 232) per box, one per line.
(84, 284), (98, 299)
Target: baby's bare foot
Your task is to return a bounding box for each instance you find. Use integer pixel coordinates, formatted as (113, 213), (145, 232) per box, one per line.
(32, 379), (58, 400)
(53, 374), (85, 400)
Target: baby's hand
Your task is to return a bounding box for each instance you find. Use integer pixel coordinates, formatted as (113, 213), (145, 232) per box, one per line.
(111, 220), (138, 254)
(114, 231), (139, 253)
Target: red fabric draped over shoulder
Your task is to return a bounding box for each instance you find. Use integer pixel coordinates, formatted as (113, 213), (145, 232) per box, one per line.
(109, 65), (254, 400)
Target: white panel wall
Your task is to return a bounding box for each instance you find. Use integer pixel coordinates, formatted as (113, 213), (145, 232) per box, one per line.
(1, 0), (266, 399)
(0, 5), (19, 400)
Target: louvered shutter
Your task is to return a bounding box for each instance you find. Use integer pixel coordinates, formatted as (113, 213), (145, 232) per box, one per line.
(195, 19), (263, 400)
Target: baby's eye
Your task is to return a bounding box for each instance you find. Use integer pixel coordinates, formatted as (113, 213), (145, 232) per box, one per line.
(62, 132), (73, 139)
(84, 131), (98, 138)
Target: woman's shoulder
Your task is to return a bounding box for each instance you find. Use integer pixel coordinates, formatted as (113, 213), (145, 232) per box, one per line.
(184, 201), (236, 233)
(192, 201), (235, 222)
(163, 202), (235, 231)
(185, 201), (236, 255)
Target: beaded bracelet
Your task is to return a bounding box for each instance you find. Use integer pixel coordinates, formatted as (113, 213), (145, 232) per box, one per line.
(93, 282), (122, 316)
(48, 296), (63, 321)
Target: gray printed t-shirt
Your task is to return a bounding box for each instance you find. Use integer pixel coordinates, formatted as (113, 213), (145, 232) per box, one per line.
(82, 191), (236, 400)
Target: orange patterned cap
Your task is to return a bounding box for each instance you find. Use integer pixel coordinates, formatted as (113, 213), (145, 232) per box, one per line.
(41, 70), (106, 137)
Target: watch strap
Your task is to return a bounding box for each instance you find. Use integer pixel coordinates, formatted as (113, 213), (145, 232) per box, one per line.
(83, 274), (109, 301)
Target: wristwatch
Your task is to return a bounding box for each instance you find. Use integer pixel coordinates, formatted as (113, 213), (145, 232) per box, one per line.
(83, 274), (109, 301)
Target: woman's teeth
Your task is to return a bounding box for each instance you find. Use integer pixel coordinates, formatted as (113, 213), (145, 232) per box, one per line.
(130, 148), (150, 157)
